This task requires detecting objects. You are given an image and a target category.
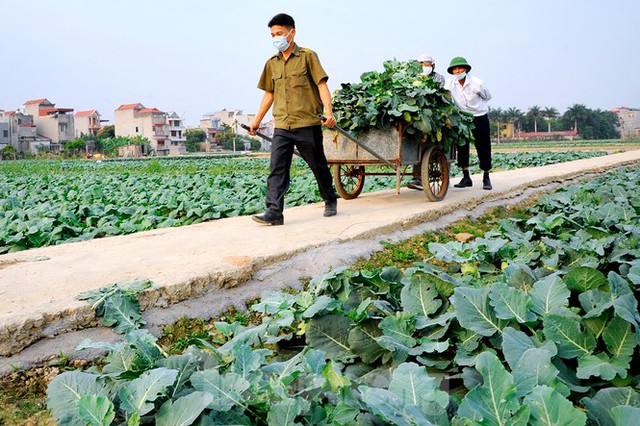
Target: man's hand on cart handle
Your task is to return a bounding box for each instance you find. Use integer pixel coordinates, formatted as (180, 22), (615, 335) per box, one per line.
(240, 124), (272, 142)
(319, 114), (337, 128)
(247, 121), (261, 136)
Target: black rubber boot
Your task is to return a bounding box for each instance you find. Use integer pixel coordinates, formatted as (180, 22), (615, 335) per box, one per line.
(252, 211), (284, 225)
(482, 172), (492, 190)
(454, 172), (473, 188)
(324, 200), (337, 217)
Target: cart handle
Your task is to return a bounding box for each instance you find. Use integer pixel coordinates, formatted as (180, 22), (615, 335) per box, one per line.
(240, 124), (301, 158)
(319, 115), (396, 169)
(240, 124), (272, 142)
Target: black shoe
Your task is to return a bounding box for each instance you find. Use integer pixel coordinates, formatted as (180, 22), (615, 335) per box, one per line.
(324, 200), (337, 217)
(454, 176), (473, 188)
(252, 212), (284, 225)
(407, 178), (423, 191)
(483, 176), (492, 190)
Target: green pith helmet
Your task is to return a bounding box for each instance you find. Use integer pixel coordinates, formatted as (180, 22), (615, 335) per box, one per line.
(447, 56), (472, 74)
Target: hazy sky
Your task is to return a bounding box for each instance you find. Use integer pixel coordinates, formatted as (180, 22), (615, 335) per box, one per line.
(1, 0), (638, 126)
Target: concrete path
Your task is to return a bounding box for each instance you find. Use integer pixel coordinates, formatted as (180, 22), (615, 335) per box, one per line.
(1, 150), (639, 372)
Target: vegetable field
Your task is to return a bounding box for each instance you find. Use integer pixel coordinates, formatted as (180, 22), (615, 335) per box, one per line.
(46, 165), (640, 425)
(0, 151), (609, 253)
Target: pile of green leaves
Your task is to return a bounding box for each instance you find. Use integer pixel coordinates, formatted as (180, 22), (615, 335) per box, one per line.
(332, 59), (475, 151)
(46, 166), (640, 425)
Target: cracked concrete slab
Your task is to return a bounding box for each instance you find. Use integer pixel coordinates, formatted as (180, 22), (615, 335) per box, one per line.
(1, 150), (639, 375)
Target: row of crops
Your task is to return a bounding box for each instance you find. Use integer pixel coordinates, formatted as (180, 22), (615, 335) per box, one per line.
(0, 151), (608, 253)
(46, 165), (640, 424)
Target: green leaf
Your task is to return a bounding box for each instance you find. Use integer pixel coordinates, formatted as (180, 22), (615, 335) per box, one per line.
(305, 315), (354, 361)
(451, 287), (507, 336)
(231, 344), (267, 381)
(348, 319), (386, 364)
(603, 316), (637, 359)
(322, 360), (351, 393)
(489, 283), (536, 323)
(542, 314), (596, 359)
(400, 274), (442, 318)
(524, 385), (587, 426)
(377, 313), (417, 361)
(577, 352), (629, 381)
(118, 368), (179, 416)
(457, 351), (526, 425)
(359, 386), (433, 426)
(101, 292), (144, 334)
(388, 362), (449, 413)
(582, 387), (640, 426)
(513, 348), (568, 398)
(530, 274), (570, 315)
(612, 406), (640, 426)
(302, 295), (335, 318)
(46, 371), (110, 425)
(190, 369), (249, 412)
(266, 398), (304, 426)
(504, 263), (537, 290)
(564, 266), (607, 292)
(156, 391), (213, 426)
(158, 354), (199, 399)
(78, 395), (115, 426)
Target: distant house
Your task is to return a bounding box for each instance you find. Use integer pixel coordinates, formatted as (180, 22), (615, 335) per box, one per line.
(75, 110), (107, 137)
(612, 107), (640, 140)
(115, 103), (169, 154)
(23, 98), (74, 150)
(166, 111), (186, 155)
(0, 110), (51, 153)
(199, 109), (274, 150)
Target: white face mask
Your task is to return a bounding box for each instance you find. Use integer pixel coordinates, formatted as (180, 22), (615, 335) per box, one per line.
(422, 66), (433, 76)
(455, 71), (467, 81)
(272, 30), (292, 52)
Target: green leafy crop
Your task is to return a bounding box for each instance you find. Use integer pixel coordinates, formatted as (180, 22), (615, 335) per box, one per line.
(46, 167), (640, 424)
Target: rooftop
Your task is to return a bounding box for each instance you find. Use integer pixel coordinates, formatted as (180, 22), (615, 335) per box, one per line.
(75, 110), (98, 117)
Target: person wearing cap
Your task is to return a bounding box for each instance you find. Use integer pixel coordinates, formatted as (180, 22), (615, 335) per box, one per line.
(417, 54), (445, 87)
(407, 54), (445, 191)
(248, 13), (338, 225)
(445, 56), (493, 190)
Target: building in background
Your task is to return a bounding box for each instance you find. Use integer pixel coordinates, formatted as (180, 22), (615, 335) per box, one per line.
(0, 109), (51, 153)
(612, 107), (640, 140)
(166, 111), (186, 155)
(115, 103), (169, 154)
(23, 98), (74, 150)
(199, 109), (274, 150)
(199, 112), (223, 145)
(75, 110), (107, 137)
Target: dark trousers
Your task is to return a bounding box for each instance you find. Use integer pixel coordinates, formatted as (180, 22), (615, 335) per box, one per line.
(266, 125), (336, 214)
(457, 113), (492, 172)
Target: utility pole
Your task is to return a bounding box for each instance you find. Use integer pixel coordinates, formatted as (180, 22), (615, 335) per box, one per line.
(233, 117), (237, 152)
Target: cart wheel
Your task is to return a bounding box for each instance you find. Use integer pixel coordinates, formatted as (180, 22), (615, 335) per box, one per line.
(334, 164), (365, 199)
(421, 146), (449, 202)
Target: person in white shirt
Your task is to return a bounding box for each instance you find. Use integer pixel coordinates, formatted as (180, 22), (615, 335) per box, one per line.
(407, 54), (446, 191)
(445, 56), (493, 190)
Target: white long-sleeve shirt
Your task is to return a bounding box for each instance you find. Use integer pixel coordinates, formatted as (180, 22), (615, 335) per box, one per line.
(445, 74), (491, 116)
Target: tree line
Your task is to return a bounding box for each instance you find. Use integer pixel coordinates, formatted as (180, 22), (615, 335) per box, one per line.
(489, 103), (620, 140)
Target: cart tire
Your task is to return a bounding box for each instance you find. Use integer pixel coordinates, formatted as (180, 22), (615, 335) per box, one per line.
(421, 146), (449, 202)
(334, 164), (365, 199)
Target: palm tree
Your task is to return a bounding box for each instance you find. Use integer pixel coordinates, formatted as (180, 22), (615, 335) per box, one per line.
(542, 107), (559, 132)
(527, 105), (542, 133)
(506, 107), (524, 135)
(489, 106), (504, 142)
(564, 104), (589, 133)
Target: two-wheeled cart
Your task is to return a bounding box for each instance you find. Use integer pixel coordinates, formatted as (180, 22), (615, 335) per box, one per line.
(323, 124), (453, 201)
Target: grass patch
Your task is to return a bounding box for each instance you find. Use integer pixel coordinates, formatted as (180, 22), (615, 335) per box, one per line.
(354, 200), (536, 271)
